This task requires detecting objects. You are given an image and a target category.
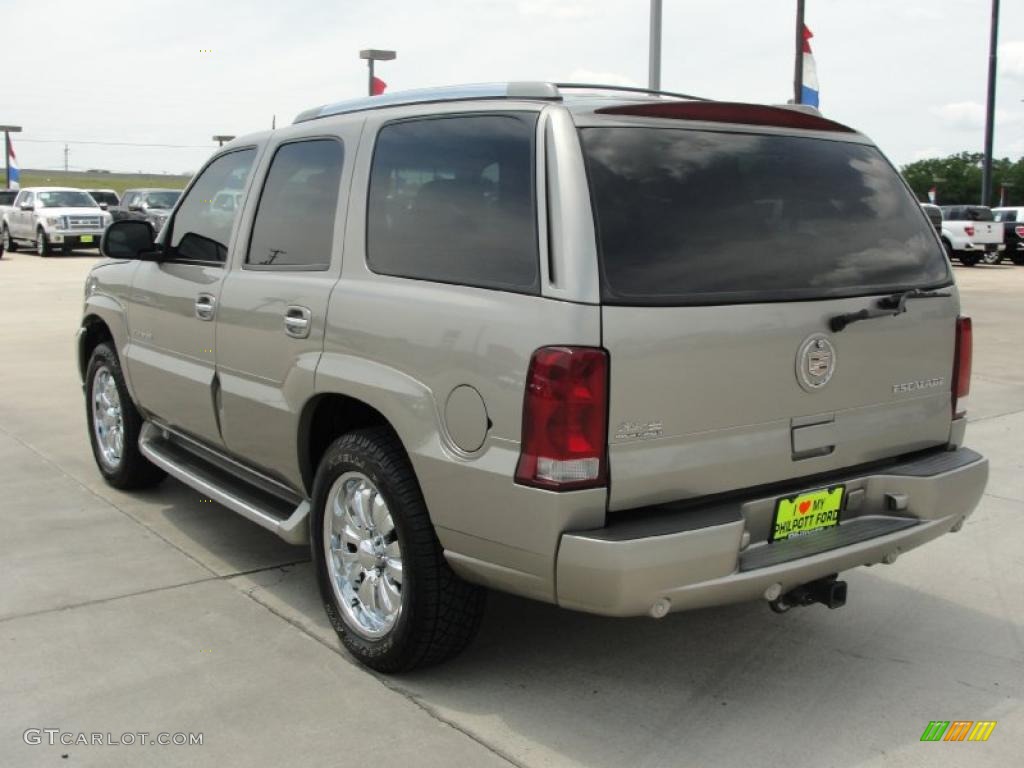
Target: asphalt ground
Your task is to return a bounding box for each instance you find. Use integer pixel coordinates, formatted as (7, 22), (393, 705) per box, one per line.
(0, 248), (1021, 767)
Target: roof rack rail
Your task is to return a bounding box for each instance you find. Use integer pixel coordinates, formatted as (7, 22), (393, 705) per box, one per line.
(294, 81), (561, 124)
(554, 83), (711, 102)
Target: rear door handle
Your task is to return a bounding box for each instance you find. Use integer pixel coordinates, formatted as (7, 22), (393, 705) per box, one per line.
(284, 306), (312, 338)
(195, 293), (216, 321)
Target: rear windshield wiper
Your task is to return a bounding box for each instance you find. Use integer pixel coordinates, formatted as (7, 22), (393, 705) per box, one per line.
(829, 288), (951, 332)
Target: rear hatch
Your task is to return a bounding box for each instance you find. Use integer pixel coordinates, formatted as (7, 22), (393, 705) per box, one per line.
(578, 105), (958, 510)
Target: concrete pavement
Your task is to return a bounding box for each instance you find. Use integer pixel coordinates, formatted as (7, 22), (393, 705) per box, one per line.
(0, 250), (1021, 767)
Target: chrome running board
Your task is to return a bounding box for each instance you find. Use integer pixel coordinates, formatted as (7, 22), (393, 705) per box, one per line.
(139, 422), (309, 545)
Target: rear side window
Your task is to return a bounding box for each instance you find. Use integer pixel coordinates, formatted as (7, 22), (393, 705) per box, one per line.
(581, 128), (951, 305)
(964, 206), (994, 222)
(367, 114), (539, 294)
(246, 139), (344, 268)
(994, 210), (1017, 223)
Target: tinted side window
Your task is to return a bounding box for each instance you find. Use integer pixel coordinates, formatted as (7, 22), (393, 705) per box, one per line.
(995, 210), (1017, 222)
(246, 139), (343, 268)
(168, 149), (256, 263)
(121, 192), (136, 207)
(367, 114), (539, 294)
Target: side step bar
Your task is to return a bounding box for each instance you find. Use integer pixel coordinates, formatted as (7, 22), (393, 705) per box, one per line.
(139, 422), (310, 545)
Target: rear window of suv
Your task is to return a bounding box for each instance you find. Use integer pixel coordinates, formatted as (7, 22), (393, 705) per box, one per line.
(581, 128), (950, 305)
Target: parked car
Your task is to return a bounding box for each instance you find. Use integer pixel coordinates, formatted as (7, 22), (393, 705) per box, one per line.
(79, 82), (987, 672)
(921, 202), (942, 233)
(2, 187), (111, 255)
(0, 190), (16, 258)
(940, 205), (1005, 266)
(109, 188), (182, 234)
(992, 207), (1024, 265)
(87, 189), (120, 210)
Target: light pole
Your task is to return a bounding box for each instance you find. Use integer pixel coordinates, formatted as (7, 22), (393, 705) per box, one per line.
(1, 124), (22, 189)
(359, 49), (396, 96)
(212, 135), (235, 147)
(980, 0), (999, 206)
(648, 0), (662, 91)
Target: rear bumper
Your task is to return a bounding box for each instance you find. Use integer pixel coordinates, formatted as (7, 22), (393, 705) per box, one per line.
(556, 447), (988, 617)
(961, 242), (1005, 252)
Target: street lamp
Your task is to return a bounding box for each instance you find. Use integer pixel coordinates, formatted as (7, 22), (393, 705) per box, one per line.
(212, 135), (235, 147)
(359, 49), (396, 96)
(1, 124), (22, 189)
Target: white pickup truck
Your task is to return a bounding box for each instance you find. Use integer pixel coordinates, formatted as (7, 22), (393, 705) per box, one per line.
(940, 205), (1005, 266)
(1, 187), (112, 256)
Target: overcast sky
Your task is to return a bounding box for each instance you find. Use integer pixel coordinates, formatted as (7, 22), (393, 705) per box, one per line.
(4, 0), (1024, 175)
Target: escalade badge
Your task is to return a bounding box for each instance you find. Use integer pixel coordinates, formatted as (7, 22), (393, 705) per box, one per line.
(796, 334), (836, 392)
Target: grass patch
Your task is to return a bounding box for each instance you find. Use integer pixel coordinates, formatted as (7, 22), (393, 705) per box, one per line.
(17, 169), (191, 195)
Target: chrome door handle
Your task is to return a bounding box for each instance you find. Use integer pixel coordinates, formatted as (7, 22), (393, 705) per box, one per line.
(195, 293), (216, 321)
(284, 306), (312, 339)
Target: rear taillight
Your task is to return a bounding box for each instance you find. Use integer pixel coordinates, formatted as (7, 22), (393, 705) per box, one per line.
(965, 225), (975, 237)
(952, 316), (972, 419)
(1015, 225), (1024, 238)
(515, 346), (609, 491)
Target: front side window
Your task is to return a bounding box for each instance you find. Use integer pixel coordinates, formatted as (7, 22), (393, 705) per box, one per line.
(581, 127), (950, 305)
(367, 114), (539, 293)
(167, 148), (256, 263)
(246, 139), (344, 268)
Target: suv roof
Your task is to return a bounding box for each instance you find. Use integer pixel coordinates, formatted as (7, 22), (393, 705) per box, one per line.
(291, 81), (857, 134)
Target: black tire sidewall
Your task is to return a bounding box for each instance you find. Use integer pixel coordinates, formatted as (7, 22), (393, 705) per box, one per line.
(311, 433), (421, 669)
(84, 343), (154, 488)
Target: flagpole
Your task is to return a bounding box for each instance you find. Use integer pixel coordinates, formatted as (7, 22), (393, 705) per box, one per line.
(793, 0), (805, 104)
(1, 126), (23, 189)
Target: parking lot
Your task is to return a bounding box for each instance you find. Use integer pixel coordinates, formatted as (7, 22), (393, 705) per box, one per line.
(1, 250), (1021, 767)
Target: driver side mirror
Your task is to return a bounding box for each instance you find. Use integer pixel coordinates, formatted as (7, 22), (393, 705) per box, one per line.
(128, 204), (144, 212)
(98, 202), (109, 211)
(102, 219), (158, 260)
(19, 202), (34, 211)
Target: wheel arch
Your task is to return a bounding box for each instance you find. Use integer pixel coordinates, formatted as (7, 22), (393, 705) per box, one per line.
(298, 392), (405, 497)
(79, 313), (116, 382)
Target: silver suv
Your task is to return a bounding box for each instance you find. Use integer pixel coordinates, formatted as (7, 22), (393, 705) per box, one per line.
(79, 83), (988, 671)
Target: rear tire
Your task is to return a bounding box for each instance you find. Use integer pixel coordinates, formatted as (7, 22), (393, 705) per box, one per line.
(959, 253), (980, 267)
(1011, 252), (1024, 266)
(2, 226), (17, 252)
(312, 427), (485, 672)
(85, 342), (165, 490)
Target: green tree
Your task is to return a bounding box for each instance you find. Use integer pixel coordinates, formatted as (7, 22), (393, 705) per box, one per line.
(901, 153), (1024, 207)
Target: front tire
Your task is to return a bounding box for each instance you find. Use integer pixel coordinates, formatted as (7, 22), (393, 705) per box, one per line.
(2, 226), (17, 252)
(85, 342), (165, 489)
(312, 427), (485, 672)
(36, 229), (53, 257)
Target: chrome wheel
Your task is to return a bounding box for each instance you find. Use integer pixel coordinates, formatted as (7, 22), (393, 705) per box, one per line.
(982, 251), (1001, 265)
(323, 472), (403, 639)
(91, 367), (124, 470)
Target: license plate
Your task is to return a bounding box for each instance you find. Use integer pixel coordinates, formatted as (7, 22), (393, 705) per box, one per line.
(771, 486), (844, 542)
(80, 235), (94, 243)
